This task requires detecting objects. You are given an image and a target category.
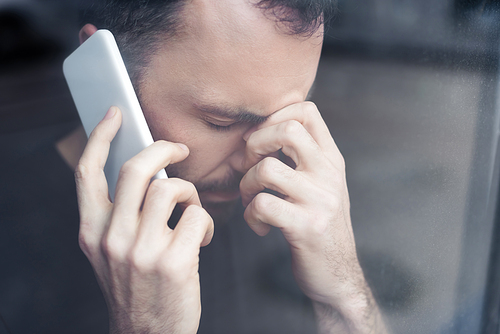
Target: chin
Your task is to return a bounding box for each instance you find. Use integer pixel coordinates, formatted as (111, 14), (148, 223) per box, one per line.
(202, 199), (240, 224)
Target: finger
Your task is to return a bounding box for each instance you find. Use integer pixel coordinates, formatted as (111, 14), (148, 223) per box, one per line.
(136, 178), (202, 244)
(112, 141), (190, 223)
(245, 189), (342, 249)
(172, 205), (214, 253)
(245, 102), (342, 166)
(76, 106), (122, 210)
(243, 192), (300, 237)
(243, 119), (327, 173)
(240, 156), (305, 207)
(76, 107), (121, 255)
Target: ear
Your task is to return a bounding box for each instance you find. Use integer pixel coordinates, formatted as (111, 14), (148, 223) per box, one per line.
(79, 24), (98, 44)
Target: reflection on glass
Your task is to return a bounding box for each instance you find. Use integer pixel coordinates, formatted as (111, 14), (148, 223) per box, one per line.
(315, 0), (500, 333)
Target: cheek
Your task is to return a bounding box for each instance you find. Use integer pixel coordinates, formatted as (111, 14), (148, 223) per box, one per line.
(182, 132), (240, 169)
(146, 115), (239, 179)
(185, 134), (226, 162)
(168, 133), (239, 182)
(142, 104), (245, 180)
(146, 112), (228, 159)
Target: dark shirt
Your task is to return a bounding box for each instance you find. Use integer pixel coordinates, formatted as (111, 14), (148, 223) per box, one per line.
(199, 204), (316, 334)
(0, 123), (108, 334)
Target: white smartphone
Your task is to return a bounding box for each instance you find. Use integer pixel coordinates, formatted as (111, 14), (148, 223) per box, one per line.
(63, 29), (167, 201)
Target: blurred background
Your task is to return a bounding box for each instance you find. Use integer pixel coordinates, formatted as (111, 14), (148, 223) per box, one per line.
(2, 0), (500, 333)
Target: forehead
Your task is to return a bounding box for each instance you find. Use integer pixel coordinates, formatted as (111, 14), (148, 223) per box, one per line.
(140, 0), (323, 117)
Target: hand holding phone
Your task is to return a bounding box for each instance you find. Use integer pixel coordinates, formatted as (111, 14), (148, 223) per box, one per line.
(63, 29), (167, 201)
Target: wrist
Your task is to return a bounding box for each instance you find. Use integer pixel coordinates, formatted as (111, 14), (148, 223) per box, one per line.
(312, 301), (349, 334)
(312, 279), (387, 334)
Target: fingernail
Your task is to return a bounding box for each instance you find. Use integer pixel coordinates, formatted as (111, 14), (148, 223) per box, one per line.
(103, 106), (117, 120)
(177, 143), (188, 151)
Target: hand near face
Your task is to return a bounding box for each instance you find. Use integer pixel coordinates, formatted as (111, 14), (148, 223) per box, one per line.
(76, 107), (214, 334)
(240, 102), (387, 334)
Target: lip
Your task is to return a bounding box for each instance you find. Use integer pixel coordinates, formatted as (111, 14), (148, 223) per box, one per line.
(199, 190), (241, 203)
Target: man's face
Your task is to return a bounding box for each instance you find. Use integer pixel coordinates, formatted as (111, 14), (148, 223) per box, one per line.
(138, 0), (323, 218)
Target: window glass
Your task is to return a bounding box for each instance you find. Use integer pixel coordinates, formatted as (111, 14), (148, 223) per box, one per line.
(316, 0), (500, 332)
(1, 0), (500, 333)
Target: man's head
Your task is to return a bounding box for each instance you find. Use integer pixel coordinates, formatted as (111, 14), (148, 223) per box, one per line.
(81, 0), (335, 84)
(80, 0), (335, 220)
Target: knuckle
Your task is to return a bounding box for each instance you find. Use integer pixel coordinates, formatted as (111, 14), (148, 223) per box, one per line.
(302, 101), (320, 120)
(74, 162), (89, 182)
(158, 256), (192, 282)
(304, 207), (330, 234)
(302, 101), (318, 113)
(159, 178), (196, 195)
(301, 102), (321, 125)
(182, 204), (211, 224)
(283, 166), (300, 183)
(253, 193), (284, 223)
(252, 192), (271, 214)
(317, 191), (345, 224)
(177, 205), (213, 244)
(151, 140), (170, 153)
(256, 157), (280, 179)
(148, 178), (171, 196)
(99, 237), (113, 258)
(282, 120), (303, 137)
(179, 180), (197, 195)
(154, 139), (168, 146)
(183, 203), (204, 216)
(100, 234), (126, 263)
(245, 136), (259, 154)
(128, 245), (156, 272)
(119, 159), (144, 178)
(78, 230), (95, 259)
(154, 139), (172, 148)
(158, 258), (176, 276)
(172, 179), (197, 200)
(311, 218), (329, 237)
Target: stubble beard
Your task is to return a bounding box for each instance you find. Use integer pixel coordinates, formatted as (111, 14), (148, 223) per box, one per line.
(166, 164), (244, 224)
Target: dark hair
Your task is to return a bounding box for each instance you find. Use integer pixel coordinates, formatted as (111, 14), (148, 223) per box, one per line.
(81, 0), (186, 86)
(255, 0), (337, 36)
(80, 0), (337, 86)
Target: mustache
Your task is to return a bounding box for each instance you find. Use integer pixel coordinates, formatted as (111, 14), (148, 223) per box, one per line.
(195, 170), (244, 193)
(166, 164), (243, 193)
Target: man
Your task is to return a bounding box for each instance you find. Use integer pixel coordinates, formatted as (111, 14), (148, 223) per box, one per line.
(69, 0), (388, 332)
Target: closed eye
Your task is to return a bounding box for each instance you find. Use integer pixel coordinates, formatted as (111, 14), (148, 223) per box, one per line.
(207, 121), (235, 132)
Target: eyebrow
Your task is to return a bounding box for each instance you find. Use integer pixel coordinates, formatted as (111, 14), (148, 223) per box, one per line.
(195, 104), (270, 124)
